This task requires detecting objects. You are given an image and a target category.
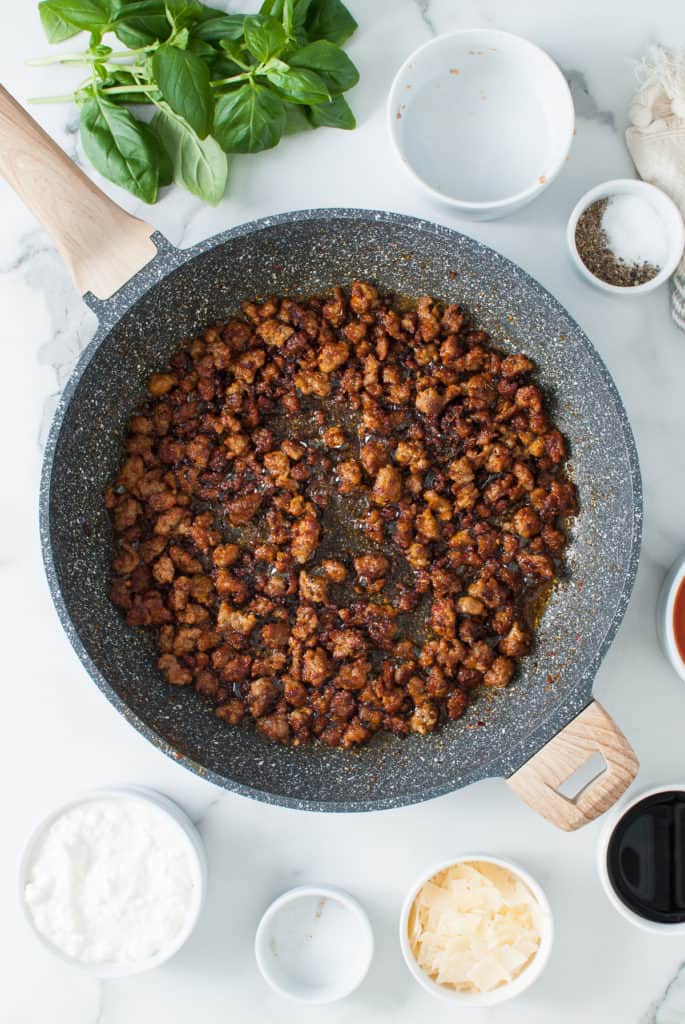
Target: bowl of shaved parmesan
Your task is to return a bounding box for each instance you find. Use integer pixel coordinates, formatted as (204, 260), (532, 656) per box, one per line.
(400, 856), (553, 1005)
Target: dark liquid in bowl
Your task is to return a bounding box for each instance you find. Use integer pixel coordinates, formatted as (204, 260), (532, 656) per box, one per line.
(607, 791), (685, 924)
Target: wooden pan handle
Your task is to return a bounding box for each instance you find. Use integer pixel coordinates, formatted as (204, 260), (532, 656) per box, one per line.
(507, 701), (639, 831)
(0, 86), (157, 299)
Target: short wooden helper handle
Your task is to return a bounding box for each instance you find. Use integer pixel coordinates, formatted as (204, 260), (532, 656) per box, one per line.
(507, 701), (639, 831)
(0, 86), (157, 299)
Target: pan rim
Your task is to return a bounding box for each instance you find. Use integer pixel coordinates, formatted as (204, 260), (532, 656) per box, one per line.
(39, 207), (643, 812)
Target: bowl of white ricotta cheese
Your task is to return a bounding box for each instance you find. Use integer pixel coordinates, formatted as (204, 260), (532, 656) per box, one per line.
(19, 786), (206, 975)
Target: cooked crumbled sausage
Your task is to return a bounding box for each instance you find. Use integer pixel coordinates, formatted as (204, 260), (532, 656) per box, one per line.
(291, 516), (320, 564)
(148, 373), (177, 396)
(483, 656), (515, 688)
(336, 659), (370, 691)
(499, 621), (531, 657)
(248, 677), (279, 717)
(336, 459), (362, 493)
(372, 465), (402, 505)
(322, 559), (347, 583)
(302, 647), (331, 686)
(108, 284), (576, 749)
(158, 654), (192, 686)
(215, 699), (245, 725)
(354, 554), (390, 581)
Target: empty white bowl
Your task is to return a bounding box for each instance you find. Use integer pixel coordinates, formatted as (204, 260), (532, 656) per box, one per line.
(387, 30), (574, 220)
(399, 855), (553, 1006)
(656, 553), (685, 682)
(255, 885), (373, 1003)
(567, 179), (685, 294)
(19, 786), (207, 977)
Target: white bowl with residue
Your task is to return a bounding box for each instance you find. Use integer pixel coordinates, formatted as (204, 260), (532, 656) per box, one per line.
(387, 30), (574, 219)
(254, 885), (374, 1003)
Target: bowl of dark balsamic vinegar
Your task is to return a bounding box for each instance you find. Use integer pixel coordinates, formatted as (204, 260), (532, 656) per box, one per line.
(598, 786), (685, 933)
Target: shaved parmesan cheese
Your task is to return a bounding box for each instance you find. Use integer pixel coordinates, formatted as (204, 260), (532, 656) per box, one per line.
(408, 860), (543, 993)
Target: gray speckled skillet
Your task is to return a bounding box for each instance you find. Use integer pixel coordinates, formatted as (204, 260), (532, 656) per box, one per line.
(0, 89), (641, 828)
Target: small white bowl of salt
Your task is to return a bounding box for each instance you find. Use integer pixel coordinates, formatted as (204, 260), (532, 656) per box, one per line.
(567, 178), (684, 295)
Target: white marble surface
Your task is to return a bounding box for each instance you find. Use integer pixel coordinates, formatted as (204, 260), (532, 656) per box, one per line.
(3, 1), (685, 1021)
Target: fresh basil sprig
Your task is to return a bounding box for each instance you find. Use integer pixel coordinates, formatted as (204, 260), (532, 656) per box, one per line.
(30, 0), (359, 205)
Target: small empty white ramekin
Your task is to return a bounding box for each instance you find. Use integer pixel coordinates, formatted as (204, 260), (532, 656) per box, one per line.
(656, 553), (685, 682)
(255, 885), (374, 1003)
(19, 786), (207, 977)
(597, 784), (685, 935)
(567, 179), (685, 295)
(387, 30), (574, 220)
(399, 855), (553, 1007)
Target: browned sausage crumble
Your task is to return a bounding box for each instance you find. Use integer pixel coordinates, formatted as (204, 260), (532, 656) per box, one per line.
(106, 283), (577, 749)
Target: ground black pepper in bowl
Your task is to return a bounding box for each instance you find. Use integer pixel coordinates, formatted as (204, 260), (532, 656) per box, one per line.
(575, 198), (660, 287)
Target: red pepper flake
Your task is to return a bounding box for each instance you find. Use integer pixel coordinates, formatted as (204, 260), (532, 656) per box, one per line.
(538, 174), (546, 184)
(396, 110), (402, 120)
(448, 270), (456, 279)
(476, 720), (485, 727)
(546, 674), (553, 685)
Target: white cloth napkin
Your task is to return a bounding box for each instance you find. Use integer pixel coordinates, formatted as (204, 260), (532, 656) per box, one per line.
(625, 46), (685, 329)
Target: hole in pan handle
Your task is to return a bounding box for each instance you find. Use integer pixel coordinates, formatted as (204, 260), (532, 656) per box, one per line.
(506, 701), (640, 831)
(0, 84), (157, 300)
(556, 751), (608, 801)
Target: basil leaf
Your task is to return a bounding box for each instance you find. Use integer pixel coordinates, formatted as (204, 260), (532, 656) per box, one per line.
(152, 108), (227, 204)
(186, 36), (217, 56)
(39, 0), (113, 32)
(195, 2), (225, 16)
(152, 44), (212, 138)
(137, 119), (173, 185)
(292, 0), (313, 30)
(307, 92), (354, 128)
(80, 95), (158, 203)
(219, 39), (246, 61)
(211, 51), (244, 78)
(284, 102), (312, 134)
(112, 0), (169, 46)
(259, 0), (282, 15)
(305, 0), (356, 45)
(164, 0), (203, 30)
(192, 13), (244, 42)
(243, 14), (286, 63)
(214, 82), (286, 153)
(38, 1), (81, 42)
(265, 64), (329, 105)
(289, 39), (358, 93)
(282, 0), (293, 36)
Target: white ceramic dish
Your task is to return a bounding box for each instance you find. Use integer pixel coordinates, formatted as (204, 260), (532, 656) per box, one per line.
(254, 885), (373, 1004)
(19, 785), (207, 977)
(656, 553), (685, 682)
(387, 30), (574, 220)
(399, 854), (553, 1006)
(598, 784), (685, 935)
(567, 179), (685, 294)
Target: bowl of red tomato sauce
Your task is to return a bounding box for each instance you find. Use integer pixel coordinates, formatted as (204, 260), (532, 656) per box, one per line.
(657, 557), (685, 682)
